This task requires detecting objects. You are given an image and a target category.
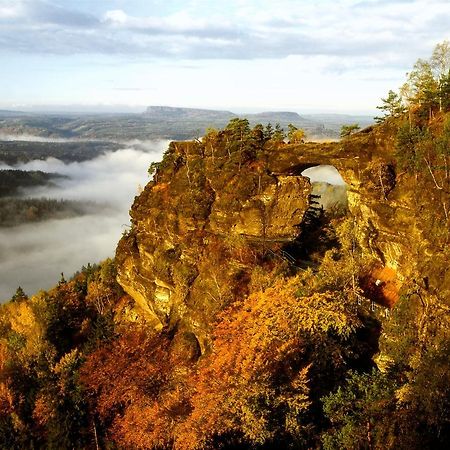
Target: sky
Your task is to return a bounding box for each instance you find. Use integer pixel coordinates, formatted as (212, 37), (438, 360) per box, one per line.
(0, 0), (449, 114)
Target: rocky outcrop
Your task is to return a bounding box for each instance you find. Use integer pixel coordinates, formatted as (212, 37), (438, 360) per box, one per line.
(116, 124), (449, 349)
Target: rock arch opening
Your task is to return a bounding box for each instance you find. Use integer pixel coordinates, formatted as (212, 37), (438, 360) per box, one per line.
(301, 165), (348, 217)
(281, 165), (349, 268)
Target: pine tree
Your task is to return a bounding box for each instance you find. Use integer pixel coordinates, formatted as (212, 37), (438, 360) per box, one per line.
(375, 90), (405, 122)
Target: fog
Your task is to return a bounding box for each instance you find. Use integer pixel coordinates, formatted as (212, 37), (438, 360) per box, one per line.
(302, 165), (348, 211)
(0, 134), (90, 143)
(0, 140), (169, 301)
(0, 158), (347, 301)
(301, 165), (346, 185)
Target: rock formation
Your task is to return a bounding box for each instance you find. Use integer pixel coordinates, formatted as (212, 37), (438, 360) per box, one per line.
(116, 122), (449, 351)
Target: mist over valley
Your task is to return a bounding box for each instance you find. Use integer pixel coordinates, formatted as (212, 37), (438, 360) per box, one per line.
(0, 137), (169, 301)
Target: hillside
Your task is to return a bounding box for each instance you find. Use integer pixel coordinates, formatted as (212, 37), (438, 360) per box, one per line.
(0, 104), (448, 448)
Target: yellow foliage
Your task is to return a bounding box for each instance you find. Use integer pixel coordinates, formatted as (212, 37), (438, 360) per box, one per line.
(9, 301), (35, 335)
(174, 276), (360, 448)
(1, 298), (45, 360)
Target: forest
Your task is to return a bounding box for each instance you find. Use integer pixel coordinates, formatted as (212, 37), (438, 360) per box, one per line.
(0, 170), (92, 227)
(0, 42), (448, 449)
(0, 198), (94, 227)
(0, 140), (120, 165)
(0, 169), (65, 197)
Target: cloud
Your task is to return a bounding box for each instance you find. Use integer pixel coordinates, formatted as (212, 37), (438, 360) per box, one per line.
(0, 0), (97, 26)
(28, 0), (97, 27)
(0, 3), (22, 19)
(0, 0), (448, 67)
(0, 139), (169, 301)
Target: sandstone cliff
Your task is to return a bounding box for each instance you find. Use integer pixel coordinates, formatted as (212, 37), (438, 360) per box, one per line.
(116, 119), (449, 351)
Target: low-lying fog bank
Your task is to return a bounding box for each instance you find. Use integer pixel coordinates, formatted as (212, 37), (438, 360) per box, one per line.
(0, 140), (169, 301)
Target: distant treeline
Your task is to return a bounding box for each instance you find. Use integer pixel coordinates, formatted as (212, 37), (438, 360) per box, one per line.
(0, 140), (120, 164)
(0, 197), (92, 226)
(0, 169), (66, 197)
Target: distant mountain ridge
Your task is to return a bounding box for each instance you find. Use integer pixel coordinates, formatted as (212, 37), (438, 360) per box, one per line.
(0, 106), (374, 141)
(144, 105), (309, 123)
(145, 105), (235, 119)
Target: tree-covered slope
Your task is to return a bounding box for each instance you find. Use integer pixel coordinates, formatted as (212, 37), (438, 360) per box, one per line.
(0, 43), (448, 449)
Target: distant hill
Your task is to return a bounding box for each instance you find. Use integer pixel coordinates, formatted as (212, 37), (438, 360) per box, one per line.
(145, 106), (235, 120)
(144, 106), (311, 125)
(303, 113), (374, 129)
(0, 110), (27, 117)
(0, 106), (374, 141)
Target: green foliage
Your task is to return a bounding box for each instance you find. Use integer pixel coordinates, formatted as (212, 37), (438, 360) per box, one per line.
(439, 70), (450, 111)
(395, 123), (429, 171)
(225, 117), (251, 139)
(264, 122), (274, 140)
(322, 369), (398, 450)
(437, 115), (450, 157)
(250, 123), (265, 145)
(11, 286), (27, 302)
(407, 59), (438, 110)
(406, 342), (450, 443)
(148, 160), (161, 177)
(0, 140), (120, 165)
(0, 169), (66, 198)
(375, 90), (405, 122)
(272, 123), (286, 142)
(7, 330), (26, 352)
(340, 123), (360, 138)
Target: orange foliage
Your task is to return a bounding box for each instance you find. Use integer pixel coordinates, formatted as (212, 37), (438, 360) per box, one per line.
(80, 329), (191, 449)
(174, 277), (359, 449)
(0, 382), (14, 416)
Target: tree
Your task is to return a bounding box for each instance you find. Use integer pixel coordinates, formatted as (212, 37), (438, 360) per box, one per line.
(225, 118), (251, 142)
(406, 59), (439, 119)
(375, 90), (405, 122)
(251, 123), (266, 146)
(430, 40), (450, 111)
(288, 124), (306, 143)
(439, 69), (450, 111)
(175, 277), (360, 449)
(395, 123), (428, 172)
(322, 369), (398, 450)
(80, 330), (184, 449)
(340, 123), (360, 138)
(224, 118), (252, 159)
(272, 123), (286, 142)
(148, 161), (161, 178)
(11, 287), (27, 302)
(264, 123), (274, 140)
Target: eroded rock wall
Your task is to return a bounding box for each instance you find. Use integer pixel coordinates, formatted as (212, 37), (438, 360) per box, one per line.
(116, 126), (449, 348)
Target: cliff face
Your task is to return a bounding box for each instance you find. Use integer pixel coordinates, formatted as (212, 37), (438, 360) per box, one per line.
(116, 122), (449, 350)
(116, 140), (313, 349)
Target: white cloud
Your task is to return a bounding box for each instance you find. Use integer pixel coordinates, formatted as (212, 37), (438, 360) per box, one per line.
(0, 4), (22, 19)
(0, 0), (448, 112)
(0, 0), (447, 62)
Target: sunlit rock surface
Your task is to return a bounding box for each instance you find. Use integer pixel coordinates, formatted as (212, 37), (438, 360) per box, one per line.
(116, 126), (449, 349)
